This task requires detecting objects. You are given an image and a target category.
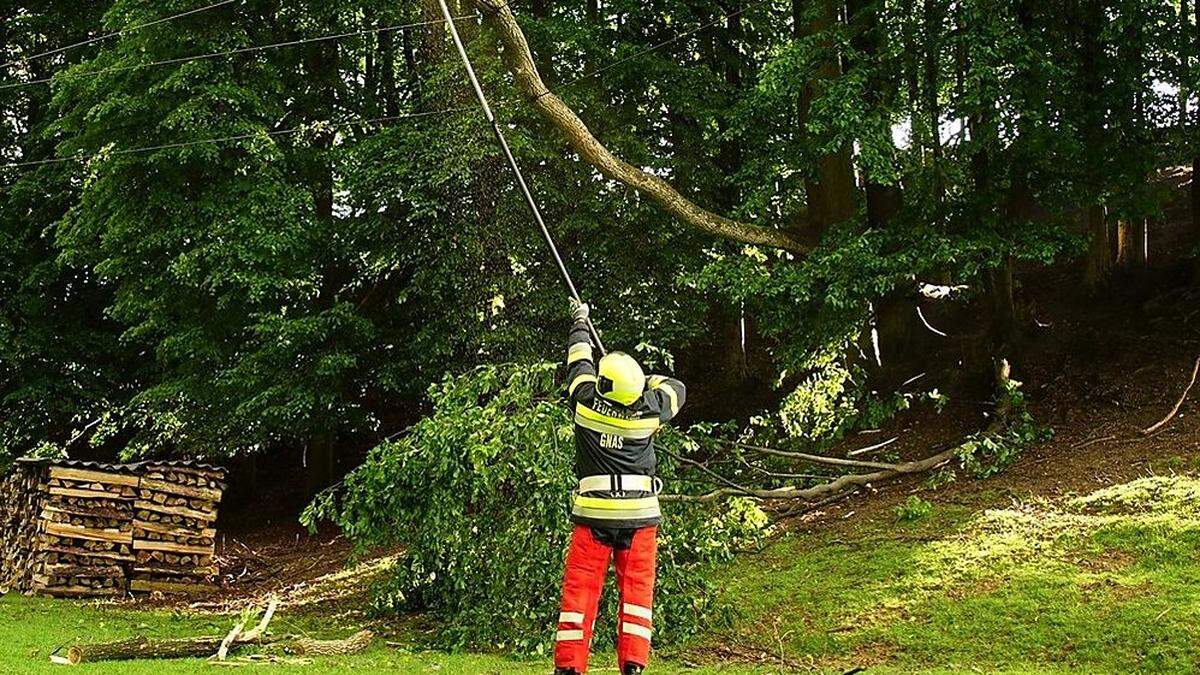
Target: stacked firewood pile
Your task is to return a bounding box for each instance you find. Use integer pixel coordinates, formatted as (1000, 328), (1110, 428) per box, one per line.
(131, 463), (224, 595)
(36, 465), (139, 597)
(0, 462), (47, 592)
(0, 459), (226, 598)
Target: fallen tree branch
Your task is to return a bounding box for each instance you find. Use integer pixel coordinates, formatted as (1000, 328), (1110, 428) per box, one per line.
(67, 635), (272, 664)
(289, 630), (374, 656)
(660, 445), (956, 504)
(65, 599), (285, 664)
(662, 360), (1016, 505)
(214, 621), (245, 661)
(848, 435), (899, 456)
(659, 447), (762, 496)
(1141, 355), (1200, 435)
(731, 441), (903, 471)
(239, 597), (278, 642)
(468, 0), (808, 253)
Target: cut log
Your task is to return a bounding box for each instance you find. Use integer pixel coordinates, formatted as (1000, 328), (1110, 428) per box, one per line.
(132, 520), (217, 538)
(290, 630), (374, 656)
(133, 540), (214, 555)
(43, 522), (133, 544)
(134, 500), (217, 522)
(66, 636), (229, 663)
(48, 486), (133, 501)
(139, 478), (222, 502)
(48, 467), (139, 488)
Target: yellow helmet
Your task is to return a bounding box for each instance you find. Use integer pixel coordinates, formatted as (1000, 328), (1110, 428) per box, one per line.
(597, 352), (645, 405)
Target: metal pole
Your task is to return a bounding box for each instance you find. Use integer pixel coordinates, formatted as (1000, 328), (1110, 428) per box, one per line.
(433, 0), (605, 354)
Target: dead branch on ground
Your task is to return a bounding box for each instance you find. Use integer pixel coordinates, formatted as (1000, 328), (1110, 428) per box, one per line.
(1141, 355), (1200, 435)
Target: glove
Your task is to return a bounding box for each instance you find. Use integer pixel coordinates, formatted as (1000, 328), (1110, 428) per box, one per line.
(570, 299), (590, 323)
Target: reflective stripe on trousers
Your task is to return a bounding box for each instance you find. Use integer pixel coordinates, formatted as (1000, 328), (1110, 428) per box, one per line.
(554, 524), (657, 673)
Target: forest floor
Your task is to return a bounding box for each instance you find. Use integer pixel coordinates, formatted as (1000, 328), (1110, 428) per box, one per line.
(3, 168), (1199, 672)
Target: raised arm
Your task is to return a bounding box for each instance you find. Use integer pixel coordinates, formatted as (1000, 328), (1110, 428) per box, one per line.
(645, 375), (686, 423)
(565, 302), (597, 403)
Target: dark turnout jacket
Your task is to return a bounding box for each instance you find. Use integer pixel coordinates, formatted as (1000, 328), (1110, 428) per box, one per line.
(564, 320), (686, 529)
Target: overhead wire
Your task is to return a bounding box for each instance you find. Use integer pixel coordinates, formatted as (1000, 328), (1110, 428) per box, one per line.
(0, 16), (474, 92)
(562, 4), (755, 89)
(0, 107), (475, 169)
(2, 4), (757, 169)
(0, 0), (238, 71)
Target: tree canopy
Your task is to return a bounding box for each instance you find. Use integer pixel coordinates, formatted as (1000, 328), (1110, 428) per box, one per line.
(1, 0), (1197, 476)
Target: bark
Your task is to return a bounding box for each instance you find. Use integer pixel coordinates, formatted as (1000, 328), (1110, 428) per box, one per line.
(1113, 215), (1147, 272)
(418, 0), (447, 65)
(1194, 0), (1200, 245)
(1115, 218), (1132, 268)
(468, 0), (808, 253)
(1078, 0), (1110, 288)
(379, 23), (399, 117)
(1193, 157), (1199, 246)
(1133, 217), (1148, 269)
(67, 636), (238, 664)
(1083, 205), (1111, 286)
(988, 256), (1017, 348)
(795, 0), (858, 235)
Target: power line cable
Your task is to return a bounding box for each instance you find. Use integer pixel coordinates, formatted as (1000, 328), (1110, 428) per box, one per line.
(0, 0), (238, 71)
(562, 4), (754, 88)
(1, 6), (756, 169)
(0, 107), (474, 169)
(0, 15), (474, 91)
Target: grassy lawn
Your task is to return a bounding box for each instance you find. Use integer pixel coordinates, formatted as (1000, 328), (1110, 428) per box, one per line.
(6, 474), (1200, 673)
(712, 474), (1200, 673)
(0, 595), (759, 673)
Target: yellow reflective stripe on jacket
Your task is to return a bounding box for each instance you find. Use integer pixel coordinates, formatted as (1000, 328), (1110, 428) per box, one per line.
(572, 494), (661, 521)
(654, 381), (680, 416)
(574, 403), (659, 439)
(569, 373), (597, 396)
(567, 342), (593, 364)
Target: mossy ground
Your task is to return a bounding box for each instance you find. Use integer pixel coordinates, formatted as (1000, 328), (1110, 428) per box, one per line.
(5, 473), (1200, 673)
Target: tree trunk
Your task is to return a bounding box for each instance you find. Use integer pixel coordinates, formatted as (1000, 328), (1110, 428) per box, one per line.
(379, 23), (399, 117)
(1083, 205), (1111, 286)
(988, 257), (1017, 349)
(303, 37), (339, 494)
(1194, 0), (1199, 247)
(1193, 157), (1199, 246)
(794, 0), (858, 237)
(1132, 217), (1148, 268)
(531, 0), (553, 82)
(1115, 218), (1132, 269)
(1078, 0), (1110, 288)
(67, 636), (235, 664)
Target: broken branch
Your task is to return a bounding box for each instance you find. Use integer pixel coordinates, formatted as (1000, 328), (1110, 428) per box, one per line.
(1141, 355), (1200, 436)
(468, 0), (807, 253)
(660, 445), (957, 504)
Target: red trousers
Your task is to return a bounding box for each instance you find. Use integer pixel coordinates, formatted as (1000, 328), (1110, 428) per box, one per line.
(554, 524), (656, 673)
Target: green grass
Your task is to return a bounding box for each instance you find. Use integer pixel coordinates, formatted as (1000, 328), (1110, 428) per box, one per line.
(712, 474), (1200, 673)
(0, 594), (765, 673)
(8, 474), (1200, 673)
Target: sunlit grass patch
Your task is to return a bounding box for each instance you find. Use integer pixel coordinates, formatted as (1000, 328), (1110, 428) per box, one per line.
(713, 474), (1200, 672)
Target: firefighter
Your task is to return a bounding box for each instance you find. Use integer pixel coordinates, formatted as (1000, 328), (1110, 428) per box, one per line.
(553, 300), (687, 675)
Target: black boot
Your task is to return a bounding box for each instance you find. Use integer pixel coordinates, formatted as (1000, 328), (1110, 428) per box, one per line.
(553, 669), (581, 675)
(622, 664), (645, 675)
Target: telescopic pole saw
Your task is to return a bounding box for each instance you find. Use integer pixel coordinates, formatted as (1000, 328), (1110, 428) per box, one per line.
(433, 0), (606, 355)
